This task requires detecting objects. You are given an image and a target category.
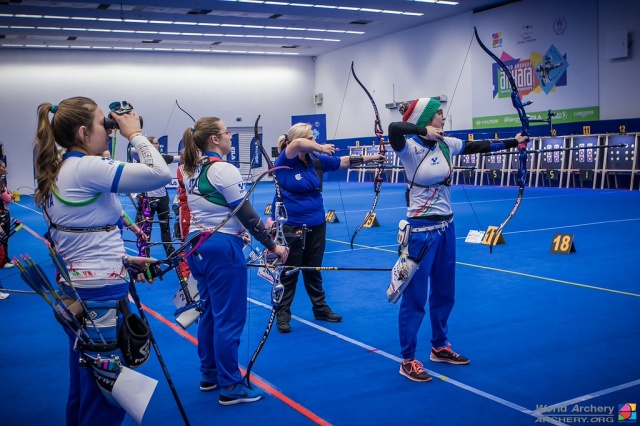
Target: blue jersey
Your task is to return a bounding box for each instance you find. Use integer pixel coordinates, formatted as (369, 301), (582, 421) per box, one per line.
(273, 152), (340, 227)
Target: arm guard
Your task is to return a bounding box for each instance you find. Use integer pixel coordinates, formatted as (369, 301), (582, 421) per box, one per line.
(461, 138), (519, 154)
(349, 156), (364, 166)
(388, 122), (429, 151)
(235, 202), (276, 251)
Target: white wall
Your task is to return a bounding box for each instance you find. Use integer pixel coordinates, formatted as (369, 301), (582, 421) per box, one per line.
(598, 0), (640, 120)
(315, 11), (475, 139)
(0, 50), (315, 194)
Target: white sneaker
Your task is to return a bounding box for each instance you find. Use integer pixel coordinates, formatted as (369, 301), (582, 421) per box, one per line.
(2, 263), (14, 269)
(0, 292), (9, 300)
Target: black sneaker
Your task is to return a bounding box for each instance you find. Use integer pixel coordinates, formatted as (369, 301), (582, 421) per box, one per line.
(200, 380), (218, 392)
(314, 311), (342, 322)
(430, 343), (470, 365)
(277, 321), (291, 333)
(399, 359), (432, 382)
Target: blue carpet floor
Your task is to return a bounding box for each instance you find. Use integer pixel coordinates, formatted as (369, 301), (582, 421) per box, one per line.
(1, 182), (638, 426)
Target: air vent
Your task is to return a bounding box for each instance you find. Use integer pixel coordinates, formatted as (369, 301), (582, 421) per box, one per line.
(187, 9), (212, 15)
(269, 14), (283, 19)
(97, 4), (110, 10)
(67, 36), (77, 41)
(142, 39), (161, 44)
(350, 20), (372, 25)
(282, 45), (299, 49)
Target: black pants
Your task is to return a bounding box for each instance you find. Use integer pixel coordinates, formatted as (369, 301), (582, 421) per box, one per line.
(0, 210), (9, 265)
(148, 194), (174, 257)
(276, 222), (332, 324)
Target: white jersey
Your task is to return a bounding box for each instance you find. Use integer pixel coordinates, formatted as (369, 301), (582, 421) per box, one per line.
(44, 135), (172, 288)
(396, 135), (464, 218)
(146, 154), (178, 198)
(185, 159), (246, 236)
(45, 155), (128, 287)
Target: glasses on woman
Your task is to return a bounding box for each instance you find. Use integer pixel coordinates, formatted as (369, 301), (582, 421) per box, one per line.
(219, 130), (231, 136)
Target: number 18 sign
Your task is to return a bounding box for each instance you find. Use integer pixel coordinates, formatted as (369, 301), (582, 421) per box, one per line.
(550, 233), (576, 254)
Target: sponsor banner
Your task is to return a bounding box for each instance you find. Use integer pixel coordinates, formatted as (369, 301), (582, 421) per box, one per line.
(472, 106), (599, 129)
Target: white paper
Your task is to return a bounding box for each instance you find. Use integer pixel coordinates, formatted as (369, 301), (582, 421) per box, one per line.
(112, 366), (158, 425)
(465, 230), (486, 244)
(173, 275), (199, 309)
(257, 267), (275, 284)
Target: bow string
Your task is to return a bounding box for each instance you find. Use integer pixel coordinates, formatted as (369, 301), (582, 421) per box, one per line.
(349, 61), (386, 249)
(243, 115), (288, 388)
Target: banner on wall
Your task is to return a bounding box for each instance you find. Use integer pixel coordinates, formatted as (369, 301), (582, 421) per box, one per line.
(474, 106), (600, 130)
(250, 132), (262, 168)
(157, 135), (168, 153)
(291, 114), (327, 144)
(229, 133), (240, 168)
(471, 0), (599, 130)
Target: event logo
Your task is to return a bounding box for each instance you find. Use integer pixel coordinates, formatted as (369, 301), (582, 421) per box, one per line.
(619, 403), (637, 423)
(488, 52), (535, 99)
(519, 24), (536, 44)
(553, 17), (567, 35)
(535, 45), (568, 95)
(487, 45), (568, 99)
(492, 32), (502, 48)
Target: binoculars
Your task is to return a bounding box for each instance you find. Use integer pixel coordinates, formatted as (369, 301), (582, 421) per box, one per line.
(103, 100), (143, 130)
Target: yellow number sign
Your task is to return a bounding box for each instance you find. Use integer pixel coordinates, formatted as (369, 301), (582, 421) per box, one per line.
(550, 233), (576, 254)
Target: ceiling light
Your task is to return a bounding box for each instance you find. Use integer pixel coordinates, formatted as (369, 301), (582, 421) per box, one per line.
(414, 0), (459, 4)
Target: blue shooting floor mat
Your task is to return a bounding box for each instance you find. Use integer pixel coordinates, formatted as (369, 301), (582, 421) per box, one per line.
(1, 183), (638, 425)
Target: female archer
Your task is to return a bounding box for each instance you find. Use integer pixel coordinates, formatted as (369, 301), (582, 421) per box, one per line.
(34, 97), (172, 425)
(181, 116), (288, 405)
(389, 97), (527, 382)
(272, 122), (384, 333)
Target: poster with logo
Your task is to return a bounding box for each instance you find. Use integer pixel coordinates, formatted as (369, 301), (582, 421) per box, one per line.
(291, 114), (327, 144)
(472, 0), (598, 130)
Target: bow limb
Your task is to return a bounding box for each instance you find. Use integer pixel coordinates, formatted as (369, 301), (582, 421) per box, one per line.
(160, 100), (195, 142)
(175, 100), (196, 123)
(349, 61), (386, 249)
(243, 115), (288, 388)
(474, 27), (530, 253)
